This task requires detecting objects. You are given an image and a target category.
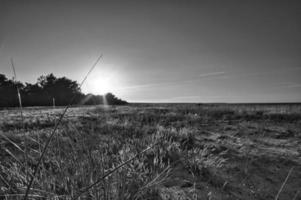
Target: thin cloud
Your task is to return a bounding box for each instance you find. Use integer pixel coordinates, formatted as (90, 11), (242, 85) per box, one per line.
(230, 67), (301, 78)
(116, 79), (198, 91)
(287, 84), (301, 88)
(116, 72), (228, 92)
(116, 82), (164, 90)
(199, 71), (225, 78)
(283, 83), (301, 88)
(275, 82), (301, 89)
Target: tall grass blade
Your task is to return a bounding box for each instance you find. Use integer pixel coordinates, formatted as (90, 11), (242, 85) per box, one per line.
(0, 132), (24, 153)
(275, 167), (294, 200)
(22, 54), (103, 200)
(292, 190), (300, 200)
(10, 58), (28, 182)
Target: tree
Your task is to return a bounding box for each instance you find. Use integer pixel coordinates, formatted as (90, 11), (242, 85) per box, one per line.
(105, 93), (128, 105)
(35, 74), (82, 106)
(23, 83), (46, 106)
(0, 73), (128, 107)
(0, 74), (23, 107)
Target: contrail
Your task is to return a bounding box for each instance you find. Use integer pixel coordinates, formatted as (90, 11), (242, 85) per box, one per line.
(199, 71), (225, 78)
(113, 72), (226, 92)
(279, 83), (301, 88)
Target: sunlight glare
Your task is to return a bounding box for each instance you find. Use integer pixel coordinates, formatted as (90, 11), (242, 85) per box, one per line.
(85, 69), (121, 95)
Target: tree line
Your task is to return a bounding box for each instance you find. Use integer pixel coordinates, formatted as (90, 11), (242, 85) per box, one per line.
(0, 73), (128, 107)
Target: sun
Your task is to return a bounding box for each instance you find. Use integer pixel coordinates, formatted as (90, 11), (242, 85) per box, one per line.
(85, 69), (120, 95)
(93, 77), (114, 94)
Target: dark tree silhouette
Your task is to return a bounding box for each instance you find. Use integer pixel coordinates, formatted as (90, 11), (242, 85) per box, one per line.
(36, 74), (82, 106)
(105, 93), (128, 105)
(0, 73), (128, 107)
(0, 74), (24, 107)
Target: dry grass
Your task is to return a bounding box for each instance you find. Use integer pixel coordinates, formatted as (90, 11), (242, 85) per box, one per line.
(0, 103), (301, 199)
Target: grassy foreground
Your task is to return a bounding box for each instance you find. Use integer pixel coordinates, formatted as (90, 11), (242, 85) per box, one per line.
(0, 104), (301, 199)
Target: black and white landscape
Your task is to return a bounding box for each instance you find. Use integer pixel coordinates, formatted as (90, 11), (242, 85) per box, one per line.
(0, 1), (300, 199)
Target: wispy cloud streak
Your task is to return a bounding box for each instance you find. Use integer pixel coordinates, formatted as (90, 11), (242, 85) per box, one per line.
(277, 82), (301, 88)
(287, 84), (301, 88)
(229, 67), (301, 79)
(199, 71), (225, 78)
(115, 71), (228, 92)
(116, 79), (197, 91)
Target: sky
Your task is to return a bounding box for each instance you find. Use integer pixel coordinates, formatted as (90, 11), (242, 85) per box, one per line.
(0, 0), (300, 103)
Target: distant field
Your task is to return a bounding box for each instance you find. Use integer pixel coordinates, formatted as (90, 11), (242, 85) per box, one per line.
(1, 104), (301, 199)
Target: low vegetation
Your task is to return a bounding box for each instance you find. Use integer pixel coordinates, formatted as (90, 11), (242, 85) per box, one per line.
(0, 104), (300, 199)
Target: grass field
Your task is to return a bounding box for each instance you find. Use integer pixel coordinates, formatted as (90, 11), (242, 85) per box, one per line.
(0, 103), (301, 199)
